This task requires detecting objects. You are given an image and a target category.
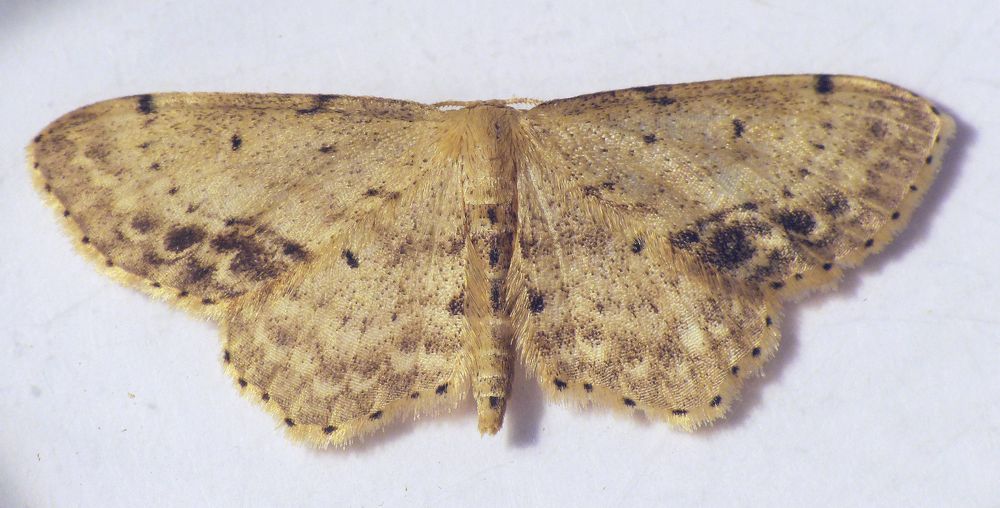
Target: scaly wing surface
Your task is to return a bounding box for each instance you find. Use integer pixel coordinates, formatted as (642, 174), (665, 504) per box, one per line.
(511, 75), (953, 426)
(32, 93), (473, 445)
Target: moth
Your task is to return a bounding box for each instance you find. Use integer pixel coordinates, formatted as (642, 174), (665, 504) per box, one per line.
(30, 75), (953, 446)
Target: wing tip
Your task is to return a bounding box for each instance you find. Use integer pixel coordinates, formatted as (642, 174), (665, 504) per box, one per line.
(29, 150), (234, 320)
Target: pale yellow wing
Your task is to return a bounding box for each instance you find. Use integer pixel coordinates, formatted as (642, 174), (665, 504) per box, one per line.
(512, 75), (953, 427)
(31, 93), (471, 445)
(224, 162), (470, 445)
(30, 93), (438, 316)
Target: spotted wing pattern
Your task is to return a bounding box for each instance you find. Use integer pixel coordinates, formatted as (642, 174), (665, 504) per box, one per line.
(511, 75), (953, 427)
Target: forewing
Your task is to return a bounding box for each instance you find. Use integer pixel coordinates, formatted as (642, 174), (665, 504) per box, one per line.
(32, 93), (472, 445)
(30, 93), (440, 315)
(525, 75), (953, 291)
(513, 75), (952, 426)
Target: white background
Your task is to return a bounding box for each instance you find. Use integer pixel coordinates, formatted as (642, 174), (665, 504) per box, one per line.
(2, 1), (999, 506)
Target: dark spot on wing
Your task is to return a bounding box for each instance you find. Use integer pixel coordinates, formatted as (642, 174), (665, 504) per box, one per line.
(710, 395), (723, 407)
(282, 241), (307, 260)
(435, 383), (448, 395)
(142, 251), (166, 266)
(643, 133), (657, 144)
(815, 75), (834, 94)
(223, 217), (254, 227)
(732, 119), (745, 138)
(672, 409), (687, 416)
(488, 396), (501, 409)
(296, 94), (339, 115)
(823, 193), (849, 216)
(323, 426), (336, 434)
(870, 120), (887, 139)
(164, 225), (205, 253)
(553, 378), (567, 390)
(319, 144), (335, 153)
(487, 207), (497, 224)
(670, 230), (700, 248)
(143, 251), (165, 266)
(702, 226), (755, 270)
(131, 215), (155, 233)
(631, 237), (644, 254)
(284, 418), (294, 427)
(210, 231), (281, 280)
(623, 398), (636, 407)
(364, 188), (380, 197)
(529, 290), (545, 313)
(369, 411), (382, 420)
(137, 94), (155, 114)
(776, 210), (816, 235)
(751, 347), (761, 357)
(230, 134), (242, 151)
(583, 383), (593, 392)
(184, 261), (215, 284)
(448, 293), (464, 315)
(342, 249), (359, 268)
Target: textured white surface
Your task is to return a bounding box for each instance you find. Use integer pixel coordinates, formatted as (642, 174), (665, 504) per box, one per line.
(2, 1), (998, 506)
